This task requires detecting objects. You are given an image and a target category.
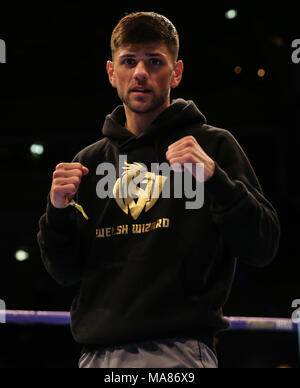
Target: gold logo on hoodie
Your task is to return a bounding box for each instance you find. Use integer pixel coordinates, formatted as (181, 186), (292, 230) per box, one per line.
(113, 162), (168, 220)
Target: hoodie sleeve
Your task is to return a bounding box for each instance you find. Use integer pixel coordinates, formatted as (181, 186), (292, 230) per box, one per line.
(204, 129), (280, 267)
(37, 196), (83, 287)
(37, 147), (97, 287)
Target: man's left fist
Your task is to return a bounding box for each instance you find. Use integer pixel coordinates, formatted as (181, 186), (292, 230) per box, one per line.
(166, 136), (215, 182)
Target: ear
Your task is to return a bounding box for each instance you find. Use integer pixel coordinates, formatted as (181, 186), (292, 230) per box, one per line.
(106, 60), (117, 88)
(171, 60), (183, 89)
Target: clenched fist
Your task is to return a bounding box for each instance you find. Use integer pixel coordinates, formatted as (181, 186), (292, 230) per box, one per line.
(50, 163), (89, 209)
(166, 136), (215, 182)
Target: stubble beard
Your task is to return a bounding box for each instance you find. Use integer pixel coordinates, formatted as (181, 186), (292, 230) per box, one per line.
(121, 89), (170, 114)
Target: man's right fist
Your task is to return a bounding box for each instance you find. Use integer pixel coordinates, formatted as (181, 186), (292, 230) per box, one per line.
(50, 163), (89, 209)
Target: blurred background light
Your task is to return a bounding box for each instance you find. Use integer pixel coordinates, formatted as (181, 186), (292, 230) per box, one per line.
(234, 65), (243, 74)
(257, 68), (266, 78)
(225, 9), (238, 19)
(14, 249), (30, 262)
(30, 143), (44, 157)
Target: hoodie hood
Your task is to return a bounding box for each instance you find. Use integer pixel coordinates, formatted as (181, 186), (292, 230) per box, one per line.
(102, 99), (207, 152)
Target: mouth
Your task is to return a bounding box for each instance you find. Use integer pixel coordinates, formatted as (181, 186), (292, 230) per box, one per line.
(130, 88), (152, 95)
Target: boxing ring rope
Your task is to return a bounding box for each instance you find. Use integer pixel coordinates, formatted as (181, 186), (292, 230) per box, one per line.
(1, 310), (299, 363)
(0, 310), (298, 332)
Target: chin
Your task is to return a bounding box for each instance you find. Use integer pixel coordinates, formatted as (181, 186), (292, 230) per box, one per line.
(127, 102), (156, 114)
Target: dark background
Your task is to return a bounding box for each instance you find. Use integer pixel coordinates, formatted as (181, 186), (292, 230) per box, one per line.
(0, 1), (299, 368)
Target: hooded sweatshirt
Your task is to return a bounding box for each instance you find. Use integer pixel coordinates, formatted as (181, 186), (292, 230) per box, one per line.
(37, 99), (280, 353)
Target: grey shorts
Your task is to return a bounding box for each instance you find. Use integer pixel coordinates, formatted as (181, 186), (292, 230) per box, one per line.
(79, 338), (218, 368)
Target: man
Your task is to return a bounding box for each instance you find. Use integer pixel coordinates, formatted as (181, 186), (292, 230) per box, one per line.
(37, 12), (280, 368)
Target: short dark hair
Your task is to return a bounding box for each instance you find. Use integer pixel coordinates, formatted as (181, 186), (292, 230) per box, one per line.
(111, 12), (179, 63)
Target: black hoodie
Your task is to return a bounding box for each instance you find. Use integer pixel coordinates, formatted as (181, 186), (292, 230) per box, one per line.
(37, 99), (280, 353)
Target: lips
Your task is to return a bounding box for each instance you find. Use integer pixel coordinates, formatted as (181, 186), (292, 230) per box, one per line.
(130, 87), (152, 94)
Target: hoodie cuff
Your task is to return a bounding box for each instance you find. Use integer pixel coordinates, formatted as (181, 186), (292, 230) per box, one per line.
(46, 199), (76, 229)
(204, 162), (247, 212)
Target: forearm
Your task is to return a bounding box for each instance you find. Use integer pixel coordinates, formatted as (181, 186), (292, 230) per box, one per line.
(205, 163), (280, 267)
(37, 201), (82, 287)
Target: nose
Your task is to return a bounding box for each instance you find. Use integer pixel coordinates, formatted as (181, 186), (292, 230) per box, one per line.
(133, 61), (149, 83)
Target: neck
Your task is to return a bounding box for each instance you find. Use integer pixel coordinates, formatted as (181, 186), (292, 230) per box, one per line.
(124, 102), (170, 136)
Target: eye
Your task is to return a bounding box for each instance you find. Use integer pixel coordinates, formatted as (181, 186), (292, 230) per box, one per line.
(149, 58), (163, 66)
(122, 58), (136, 66)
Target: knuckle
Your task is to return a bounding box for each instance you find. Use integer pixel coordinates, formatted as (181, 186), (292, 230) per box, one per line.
(186, 145), (194, 153)
(76, 169), (83, 177)
(53, 170), (60, 179)
(73, 176), (81, 185)
(73, 162), (82, 170)
(185, 140), (194, 148)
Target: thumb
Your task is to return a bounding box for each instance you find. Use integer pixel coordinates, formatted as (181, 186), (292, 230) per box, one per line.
(82, 166), (89, 176)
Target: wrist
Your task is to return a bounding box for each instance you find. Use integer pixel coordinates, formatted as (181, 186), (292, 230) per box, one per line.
(205, 159), (216, 182)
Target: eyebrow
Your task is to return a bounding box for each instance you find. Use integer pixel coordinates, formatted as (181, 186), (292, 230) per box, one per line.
(119, 53), (164, 59)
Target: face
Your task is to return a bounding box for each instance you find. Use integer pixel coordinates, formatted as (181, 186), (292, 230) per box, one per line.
(107, 42), (183, 115)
